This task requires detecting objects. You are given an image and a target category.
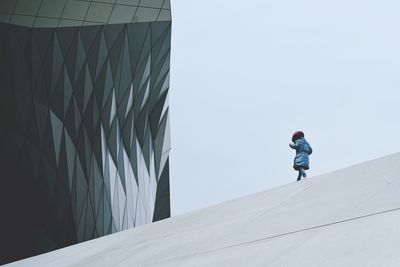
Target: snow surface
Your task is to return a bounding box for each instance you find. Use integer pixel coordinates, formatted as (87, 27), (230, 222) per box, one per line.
(7, 153), (400, 266)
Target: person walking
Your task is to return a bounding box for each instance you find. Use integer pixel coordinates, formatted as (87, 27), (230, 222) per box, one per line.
(289, 131), (312, 181)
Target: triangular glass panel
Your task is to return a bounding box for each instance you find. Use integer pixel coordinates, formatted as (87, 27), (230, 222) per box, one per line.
(50, 111), (63, 166)
(95, 30), (108, 80)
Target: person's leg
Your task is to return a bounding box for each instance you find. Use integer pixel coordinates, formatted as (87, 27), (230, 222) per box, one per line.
(297, 170), (302, 181)
(297, 168), (306, 181)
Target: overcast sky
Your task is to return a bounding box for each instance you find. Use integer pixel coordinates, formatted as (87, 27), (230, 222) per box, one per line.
(168, 0), (400, 216)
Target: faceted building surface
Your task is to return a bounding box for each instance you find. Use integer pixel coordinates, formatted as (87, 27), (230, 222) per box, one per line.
(0, 0), (171, 264)
(0, 0), (171, 27)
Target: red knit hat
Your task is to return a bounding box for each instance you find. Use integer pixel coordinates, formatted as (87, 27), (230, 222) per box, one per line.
(292, 131), (304, 142)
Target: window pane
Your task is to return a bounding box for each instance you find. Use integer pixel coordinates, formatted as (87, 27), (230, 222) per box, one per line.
(108, 5), (136, 24)
(59, 19), (82, 27)
(10, 14), (35, 27)
(157, 10), (170, 21)
(134, 7), (158, 22)
(38, 0), (67, 18)
(85, 2), (113, 23)
(0, 0), (17, 14)
(116, 0), (140, 6)
(14, 0), (41, 16)
(140, 0), (163, 9)
(62, 0), (90, 21)
(34, 17), (59, 27)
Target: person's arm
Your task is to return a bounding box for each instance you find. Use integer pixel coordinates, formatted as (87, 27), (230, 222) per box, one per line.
(308, 146), (313, 155)
(289, 142), (297, 149)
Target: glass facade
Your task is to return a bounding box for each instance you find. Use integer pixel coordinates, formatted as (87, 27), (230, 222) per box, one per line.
(0, 0), (171, 264)
(0, 0), (171, 27)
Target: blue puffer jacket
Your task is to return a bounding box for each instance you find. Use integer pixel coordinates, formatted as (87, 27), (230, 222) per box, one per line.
(289, 138), (312, 170)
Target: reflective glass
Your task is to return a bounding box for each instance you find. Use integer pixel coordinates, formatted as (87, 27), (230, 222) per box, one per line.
(61, 0), (90, 21)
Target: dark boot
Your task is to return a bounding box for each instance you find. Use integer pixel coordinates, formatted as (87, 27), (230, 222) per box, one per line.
(301, 168), (307, 178)
(297, 171), (302, 181)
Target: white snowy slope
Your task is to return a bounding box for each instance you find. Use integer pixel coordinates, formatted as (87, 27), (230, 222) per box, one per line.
(7, 153), (400, 267)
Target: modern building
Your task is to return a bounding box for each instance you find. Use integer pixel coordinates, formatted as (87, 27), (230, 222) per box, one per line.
(0, 1), (171, 264)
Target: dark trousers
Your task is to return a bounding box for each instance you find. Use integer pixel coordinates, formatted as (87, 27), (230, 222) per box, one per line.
(297, 168), (307, 181)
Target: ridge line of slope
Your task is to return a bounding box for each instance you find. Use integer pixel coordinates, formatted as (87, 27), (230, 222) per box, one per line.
(146, 206), (400, 266)
(56, 183), (322, 267)
(107, 183), (321, 267)
(193, 182), (318, 249)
